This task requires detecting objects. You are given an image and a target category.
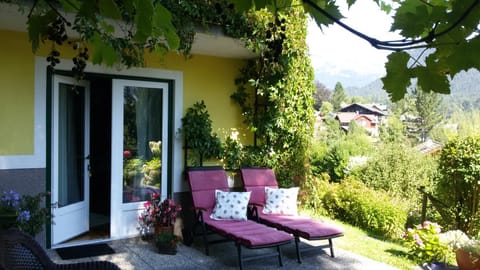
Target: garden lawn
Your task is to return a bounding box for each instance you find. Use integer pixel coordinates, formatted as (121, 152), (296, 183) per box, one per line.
(332, 220), (416, 270)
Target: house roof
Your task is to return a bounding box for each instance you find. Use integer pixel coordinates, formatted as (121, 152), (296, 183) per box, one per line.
(0, 3), (257, 59)
(414, 139), (443, 155)
(339, 103), (388, 116)
(335, 112), (376, 124)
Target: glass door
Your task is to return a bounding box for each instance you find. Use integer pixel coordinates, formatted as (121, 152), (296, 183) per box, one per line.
(51, 75), (90, 245)
(111, 79), (169, 238)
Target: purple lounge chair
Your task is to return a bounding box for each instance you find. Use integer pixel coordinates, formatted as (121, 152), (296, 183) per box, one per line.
(186, 167), (293, 270)
(240, 167), (344, 263)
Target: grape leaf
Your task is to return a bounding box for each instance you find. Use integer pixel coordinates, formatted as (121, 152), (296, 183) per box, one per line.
(91, 33), (117, 66)
(303, 0), (343, 29)
(446, 36), (480, 74)
(381, 52), (412, 101)
(391, 0), (431, 37)
(134, 0), (153, 42)
(98, 0), (121, 20)
(57, 0), (81, 12)
(152, 4), (180, 50)
(27, 11), (57, 52)
(415, 66), (450, 95)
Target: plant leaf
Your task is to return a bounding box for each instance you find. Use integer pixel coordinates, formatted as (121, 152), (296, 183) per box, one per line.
(98, 0), (122, 19)
(381, 52), (412, 101)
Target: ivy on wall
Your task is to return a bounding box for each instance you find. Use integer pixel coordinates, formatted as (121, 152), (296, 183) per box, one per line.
(231, 5), (315, 186)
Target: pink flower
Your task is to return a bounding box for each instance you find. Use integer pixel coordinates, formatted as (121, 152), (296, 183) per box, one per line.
(123, 150), (132, 159)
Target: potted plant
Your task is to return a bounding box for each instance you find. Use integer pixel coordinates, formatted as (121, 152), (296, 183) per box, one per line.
(178, 100), (223, 166)
(137, 192), (181, 242)
(155, 230), (178, 255)
(1, 190), (52, 236)
(403, 221), (450, 270)
(222, 131), (244, 188)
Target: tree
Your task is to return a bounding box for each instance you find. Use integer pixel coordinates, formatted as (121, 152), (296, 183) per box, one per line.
(331, 82), (347, 111)
(230, 0), (480, 101)
(319, 101), (333, 116)
(313, 81), (331, 111)
(414, 87), (444, 142)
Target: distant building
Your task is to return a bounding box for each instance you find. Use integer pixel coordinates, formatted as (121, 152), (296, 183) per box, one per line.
(334, 103), (389, 136)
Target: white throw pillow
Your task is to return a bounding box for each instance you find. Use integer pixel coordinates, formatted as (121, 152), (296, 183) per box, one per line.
(263, 187), (299, 215)
(210, 190), (251, 221)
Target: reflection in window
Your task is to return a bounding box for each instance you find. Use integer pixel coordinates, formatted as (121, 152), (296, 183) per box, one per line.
(122, 87), (162, 203)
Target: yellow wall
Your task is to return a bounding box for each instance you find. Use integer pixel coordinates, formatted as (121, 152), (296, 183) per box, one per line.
(0, 29), (252, 156)
(146, 52), (251, 141)
(0, 31), (35, 155)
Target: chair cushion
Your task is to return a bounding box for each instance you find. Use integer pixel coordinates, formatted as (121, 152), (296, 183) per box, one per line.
(259, 215), (344, 240)
(210, 190), (251, 221)
(263, 187), (299, 215)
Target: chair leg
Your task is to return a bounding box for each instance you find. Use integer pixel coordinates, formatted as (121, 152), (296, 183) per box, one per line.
(201, 221), (209, 256)
(277, 245), (284, 267)
(329, 238), (335, 258)
(237, 243), (244, 270)
(295, 236), (302, 264)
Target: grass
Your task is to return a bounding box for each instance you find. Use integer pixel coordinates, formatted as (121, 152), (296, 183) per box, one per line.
(332, 220), (416, 270)
(302, 210), (417, 270)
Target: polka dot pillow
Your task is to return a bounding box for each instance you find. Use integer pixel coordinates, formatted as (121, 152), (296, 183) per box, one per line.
(210, 190), (251, 221)
(263, 187), (299, 215)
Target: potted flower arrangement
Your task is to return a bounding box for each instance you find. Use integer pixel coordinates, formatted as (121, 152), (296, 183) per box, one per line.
(1, 190), (52, 236)
(443, 230), (480, 270)
(403, 221), (450, 270)
(138, 192), (181, 254)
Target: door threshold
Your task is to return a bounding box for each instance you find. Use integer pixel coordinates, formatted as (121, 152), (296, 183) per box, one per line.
(51, 238), (113, 249)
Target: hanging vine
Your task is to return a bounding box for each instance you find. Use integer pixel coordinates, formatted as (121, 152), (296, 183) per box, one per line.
(231, 4), (315, 186)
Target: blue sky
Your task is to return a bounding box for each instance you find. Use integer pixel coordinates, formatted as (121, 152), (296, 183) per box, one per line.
(307, 1), (400, 89)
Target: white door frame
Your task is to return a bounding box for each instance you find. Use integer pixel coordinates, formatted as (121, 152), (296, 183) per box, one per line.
(51, 75), (90, 246)
(34, 57), (184, 246)
(110, 79), (170, 238)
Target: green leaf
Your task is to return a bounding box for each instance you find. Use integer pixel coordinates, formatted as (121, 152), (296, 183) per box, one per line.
(91, 33), (117, 66)
(303, 0), (343, 29)
(58, 0), (81, 12)
(27, 11), (57, 52)
(446, 36), (480, 75)
(227, 0), (253, 13)
(415, 66), (450, 95)
(134, 0), (153, 42)
(98, 0), (122, 19)
(152, 4), (180, 50)
(391, 0), (431, 37)
(381, 52), (412, 101)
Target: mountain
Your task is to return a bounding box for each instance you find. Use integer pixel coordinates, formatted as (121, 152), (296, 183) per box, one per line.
(344, 69), (480, 108)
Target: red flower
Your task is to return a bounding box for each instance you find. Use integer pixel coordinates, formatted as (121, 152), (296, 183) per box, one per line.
(123, 150), (132, 159)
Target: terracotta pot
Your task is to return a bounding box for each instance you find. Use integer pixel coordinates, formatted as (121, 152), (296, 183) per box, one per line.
(154, 225), (173, 235)
(456, 248), (480, 270)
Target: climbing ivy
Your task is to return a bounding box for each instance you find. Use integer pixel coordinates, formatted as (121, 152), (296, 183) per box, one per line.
(231, 5), (315, 186)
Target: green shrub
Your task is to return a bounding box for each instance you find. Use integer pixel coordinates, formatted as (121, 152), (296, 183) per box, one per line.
(354, 142), (437, 202)
(435, 135), (480, 236)
(325, 178), (408, 240)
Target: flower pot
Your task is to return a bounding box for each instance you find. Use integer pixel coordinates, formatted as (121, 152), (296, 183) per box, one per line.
(456, 248), (480, 270)
(157, 243), (177, 255)
(154, 225), (173, 236)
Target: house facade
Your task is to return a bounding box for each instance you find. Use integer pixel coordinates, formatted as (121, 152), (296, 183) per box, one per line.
(0, 4), (254, 248)
(335, 103), (388, 136)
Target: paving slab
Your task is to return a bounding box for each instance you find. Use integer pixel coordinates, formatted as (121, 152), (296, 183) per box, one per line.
(48, 236), (401, 270)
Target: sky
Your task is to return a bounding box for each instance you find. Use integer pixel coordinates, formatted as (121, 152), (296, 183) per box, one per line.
(307, 0), (400, 89)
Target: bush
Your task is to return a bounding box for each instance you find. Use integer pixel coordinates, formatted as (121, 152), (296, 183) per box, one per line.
(402, 221), (450, 264)
(435, 135), (480, 236)
(354, 142), (437, 201)
(300, 176), (409, 240)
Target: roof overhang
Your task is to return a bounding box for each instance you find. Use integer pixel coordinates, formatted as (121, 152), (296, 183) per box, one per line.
(0, 3), (257, 59)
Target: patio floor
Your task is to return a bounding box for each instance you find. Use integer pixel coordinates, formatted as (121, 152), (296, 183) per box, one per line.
(47, 236), (401, 270)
